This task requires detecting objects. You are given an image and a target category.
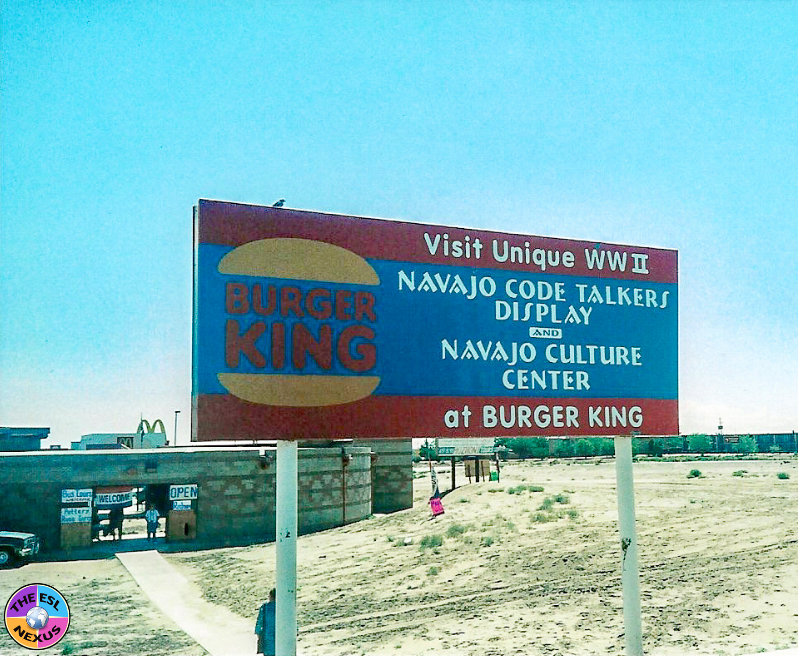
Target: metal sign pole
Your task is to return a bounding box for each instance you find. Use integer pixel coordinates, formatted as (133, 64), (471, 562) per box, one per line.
(276, 440), (298, 656)
(614, 435), (643, 656)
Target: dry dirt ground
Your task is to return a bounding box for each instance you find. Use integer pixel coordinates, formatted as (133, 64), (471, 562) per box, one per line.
(0, 559), (206, 656)
(2, 456), (797, 656)
(166, 455), (798, 656)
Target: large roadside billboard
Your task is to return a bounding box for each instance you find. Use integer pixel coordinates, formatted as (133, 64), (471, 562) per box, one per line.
(193, 200), (677, 441)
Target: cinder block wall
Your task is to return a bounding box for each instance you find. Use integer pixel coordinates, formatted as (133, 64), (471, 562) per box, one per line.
(353, 439), (413, 513)
(299, 446), (371, 534)
(0, 447), (373, 553)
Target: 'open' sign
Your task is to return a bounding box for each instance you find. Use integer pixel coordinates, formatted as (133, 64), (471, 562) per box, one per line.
(169, 484), (198, 501)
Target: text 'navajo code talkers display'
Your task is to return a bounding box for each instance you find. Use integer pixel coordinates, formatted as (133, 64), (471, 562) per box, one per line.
(192, 199), (678, 440)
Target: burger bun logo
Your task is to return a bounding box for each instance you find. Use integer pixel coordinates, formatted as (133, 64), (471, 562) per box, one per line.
(218, 238), (380, 407)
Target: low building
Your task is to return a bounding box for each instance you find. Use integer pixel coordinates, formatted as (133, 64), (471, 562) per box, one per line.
(0, 439), (412, 554)
(71, 432), (167, 450)
(0, 427), (50, 451)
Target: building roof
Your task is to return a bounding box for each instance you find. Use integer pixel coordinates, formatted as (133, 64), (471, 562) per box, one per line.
(0, 427), (50, 440)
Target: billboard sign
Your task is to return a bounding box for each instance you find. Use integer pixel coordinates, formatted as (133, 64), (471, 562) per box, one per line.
(436, 438), (495, 456)
(193, 200), (678, 440)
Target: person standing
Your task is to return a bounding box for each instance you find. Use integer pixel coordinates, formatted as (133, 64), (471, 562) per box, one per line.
(145, 504), (160, 541)
(103, 507), (124, 540)
(255, 588), (276, 656)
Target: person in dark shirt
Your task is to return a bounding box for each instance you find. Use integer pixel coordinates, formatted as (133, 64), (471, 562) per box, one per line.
(255, 588), (276, 656)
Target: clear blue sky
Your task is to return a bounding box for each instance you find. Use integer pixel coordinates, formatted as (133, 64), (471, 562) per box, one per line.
(2, 1), (796, 446)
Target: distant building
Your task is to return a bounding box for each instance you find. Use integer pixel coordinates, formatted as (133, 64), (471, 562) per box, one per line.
(0, 427), (50, 451)
(71, 432), (167, 450)
(71, 418), (169, 450)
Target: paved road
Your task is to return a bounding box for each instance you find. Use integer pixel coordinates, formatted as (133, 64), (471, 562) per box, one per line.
(117, 550), (257, 656)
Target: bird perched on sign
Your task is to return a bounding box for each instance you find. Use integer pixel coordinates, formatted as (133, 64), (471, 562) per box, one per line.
(273, 199), (285, 208)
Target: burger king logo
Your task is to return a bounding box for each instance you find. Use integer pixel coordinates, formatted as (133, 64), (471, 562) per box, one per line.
(217, 238), (380, 406)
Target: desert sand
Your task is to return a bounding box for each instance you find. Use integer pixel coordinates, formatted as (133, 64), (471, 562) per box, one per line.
(1, 558), (205, 656)
(169, 455), (798, 656)
(2, 455), (797, 656)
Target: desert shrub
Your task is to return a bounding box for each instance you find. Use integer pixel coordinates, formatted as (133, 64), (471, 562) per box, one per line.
(531, 512), (553, 523)
(458, 497), (470, 503)
(565, 509), (579, 520)
(419, 534), (443, 549)
(538, 494), (569, 510)
(777, 472), (790, 480)
(528, 485), (544, 493)
(687, 469), (701, 479)
(427, 566), (440, 576)
(446, 524), (468, 538)
(488, 488), (503, 493)
(480, 535), (494, 547)
(732, 470), (747, 477)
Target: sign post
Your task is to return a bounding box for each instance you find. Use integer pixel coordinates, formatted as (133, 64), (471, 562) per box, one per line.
(614, 435), (643, 656)
(276, 440), (298, 656)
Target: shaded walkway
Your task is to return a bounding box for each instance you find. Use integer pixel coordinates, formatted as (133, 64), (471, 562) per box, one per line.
(117, 550), (257, 656)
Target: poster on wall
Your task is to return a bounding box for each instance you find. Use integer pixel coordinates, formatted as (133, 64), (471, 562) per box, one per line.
(60, 507), (92, 524)
(61, 489), (93, 504)
(169, 484), (198, 501)
(193, 200), (678, 441)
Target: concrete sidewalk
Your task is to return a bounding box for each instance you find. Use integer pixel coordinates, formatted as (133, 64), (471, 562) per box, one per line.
(117, 550), (257, 656)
